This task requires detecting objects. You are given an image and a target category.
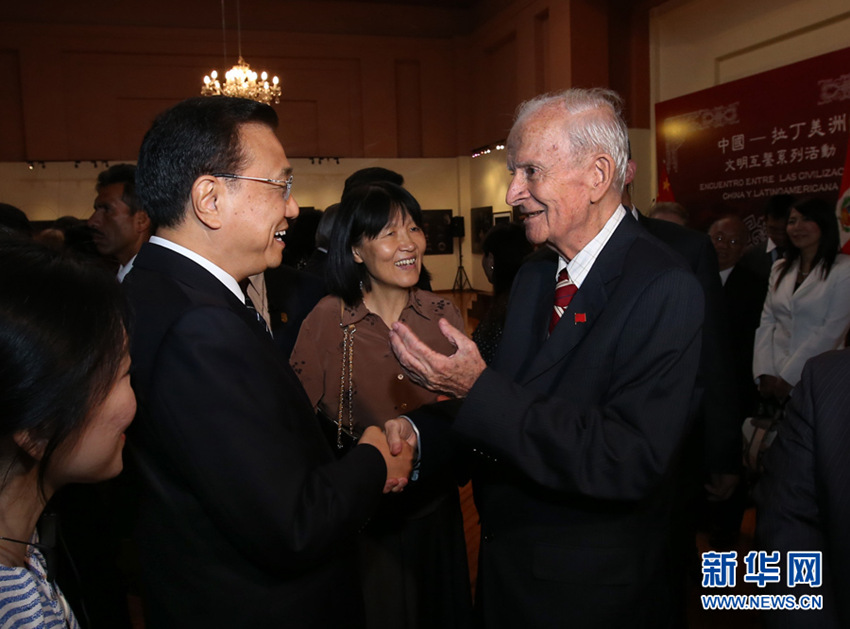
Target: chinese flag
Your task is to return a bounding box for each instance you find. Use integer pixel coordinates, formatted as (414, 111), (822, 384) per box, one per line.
(656, 162), (675, 203)
(837, 131), (850, 254)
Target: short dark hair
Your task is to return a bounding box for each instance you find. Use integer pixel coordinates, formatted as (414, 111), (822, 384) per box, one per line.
(315, 203), (340, 249)
(0, 238), (128, 496)
(328, 182), (424, 305)
(136, 96), (278, 229)
(342, 167), (404, 197)
(763, 194), (795, 221)
(482, 222), (534, 295)
(649, 201), (689, 223)
(97, 163), (144, 215)
(0, 203), (32, 239)
(775, 197), (840, 288)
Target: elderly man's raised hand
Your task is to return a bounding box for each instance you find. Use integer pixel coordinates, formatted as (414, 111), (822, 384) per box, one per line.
(389, 318), (485, 398)
(359, 425), (414, 493)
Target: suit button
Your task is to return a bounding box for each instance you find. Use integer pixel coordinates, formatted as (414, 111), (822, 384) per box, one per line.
(400, 402), (408, 411)
(397, 373), (404, 380)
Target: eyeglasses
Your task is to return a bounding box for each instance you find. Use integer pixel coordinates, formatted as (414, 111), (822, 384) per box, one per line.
(213, 173), (293, 201)
(711, 233), (741, 246)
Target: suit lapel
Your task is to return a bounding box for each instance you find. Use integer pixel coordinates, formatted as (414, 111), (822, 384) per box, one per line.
(136, 243), (266, 341)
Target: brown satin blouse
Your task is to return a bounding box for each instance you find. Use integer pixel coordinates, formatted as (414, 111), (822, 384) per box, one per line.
(290, 288), (464, 429)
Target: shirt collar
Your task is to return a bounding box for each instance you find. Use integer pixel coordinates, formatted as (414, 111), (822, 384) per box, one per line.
(341, 288), (429, 326)
(148, 236), (245, 304)
(556, 205), (627, 288)
(765, 237), (777, 254)
(117, 254), (137, 283)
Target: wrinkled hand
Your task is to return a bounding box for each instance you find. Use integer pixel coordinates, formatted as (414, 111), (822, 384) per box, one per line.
(359, 425), (414, 493)
(385, 417), (418, 457)
(704, 473), (740, 502)
(389, 318), (485, 398)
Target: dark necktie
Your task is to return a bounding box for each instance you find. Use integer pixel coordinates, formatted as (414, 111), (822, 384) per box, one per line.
(549, 268), (577, 333)
(245, 295), (272, 338)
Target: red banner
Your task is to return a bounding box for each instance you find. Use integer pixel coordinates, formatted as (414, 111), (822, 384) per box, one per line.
(655, 46), (850, 242)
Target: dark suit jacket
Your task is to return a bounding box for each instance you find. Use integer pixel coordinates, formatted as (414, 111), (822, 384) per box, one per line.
(264, 263), (327, 359)
(637, 212), (740, 474)
(740, 239), (783, 286)
(300, 248), (329, 288)
(417, 215), (704, 627)
(756, 349), (850, 628)
(723, 263), (768, 417)
(123, 243), (386, 628)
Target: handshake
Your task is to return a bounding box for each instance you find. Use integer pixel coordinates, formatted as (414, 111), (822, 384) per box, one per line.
(358, 418), (418, 494)
(354, 317), (486, 494)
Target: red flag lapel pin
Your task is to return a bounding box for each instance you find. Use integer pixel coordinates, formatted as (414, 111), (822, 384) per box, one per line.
(574, 313), (587, 324)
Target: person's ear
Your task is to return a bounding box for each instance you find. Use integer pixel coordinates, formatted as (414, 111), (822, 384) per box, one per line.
(134, 210), (152, 235)
(589, 154), (614, 204)
(352, 247), (364, 264)
(13, 430), (46, 462)
(190, 175), (224, 230)
(625, 159), (637, 186)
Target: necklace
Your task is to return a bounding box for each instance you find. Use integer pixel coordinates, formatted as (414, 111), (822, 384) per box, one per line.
(337, 323), (357, 448)
(0, 535), (47, 571)
(0, 535), (42, 548)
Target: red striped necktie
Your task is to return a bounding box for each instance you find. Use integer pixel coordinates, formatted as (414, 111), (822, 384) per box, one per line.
(549, 268), (577, 333)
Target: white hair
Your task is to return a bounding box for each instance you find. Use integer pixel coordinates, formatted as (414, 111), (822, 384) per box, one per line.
(512, 88), (630, 192)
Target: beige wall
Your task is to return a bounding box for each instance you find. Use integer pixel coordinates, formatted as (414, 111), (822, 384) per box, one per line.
(648, 0), (850, 196)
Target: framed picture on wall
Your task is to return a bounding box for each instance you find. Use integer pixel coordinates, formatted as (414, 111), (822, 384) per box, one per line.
(470, 206), (493, 254)
(493, 210), (512, 225)
(422, 209), (454, 255)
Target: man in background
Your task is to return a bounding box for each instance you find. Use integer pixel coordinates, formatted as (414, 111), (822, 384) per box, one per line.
(740, 194), (794, 283)
(706, 214), (767, 544)
(88, 163), (152, 281)
(757, 348), (850, 628)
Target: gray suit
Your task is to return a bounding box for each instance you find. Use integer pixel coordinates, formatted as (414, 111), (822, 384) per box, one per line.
(756, 349), (850, 628)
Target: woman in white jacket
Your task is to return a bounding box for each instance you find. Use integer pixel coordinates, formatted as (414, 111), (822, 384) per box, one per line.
(753, 197), (850, 401)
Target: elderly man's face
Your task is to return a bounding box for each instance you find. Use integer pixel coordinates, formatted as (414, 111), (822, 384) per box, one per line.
(220, 123), (299, 280)
(709, 217), (747, 271)
(505, 107), (597, 260)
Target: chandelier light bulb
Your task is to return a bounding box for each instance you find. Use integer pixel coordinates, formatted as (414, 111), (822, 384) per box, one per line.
(201, 55), (281, 105)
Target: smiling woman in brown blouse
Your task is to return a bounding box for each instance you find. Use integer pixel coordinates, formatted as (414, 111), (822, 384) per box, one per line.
(290, 181), (472, 629)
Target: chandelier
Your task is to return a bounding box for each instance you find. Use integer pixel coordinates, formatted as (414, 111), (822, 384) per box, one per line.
(201, 0), (281, 105)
